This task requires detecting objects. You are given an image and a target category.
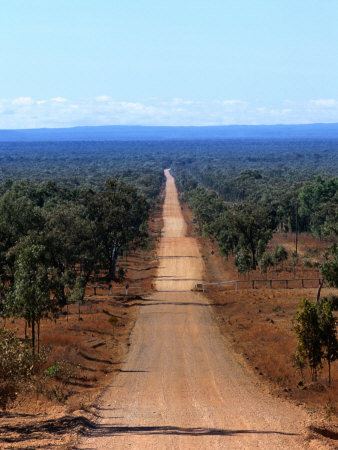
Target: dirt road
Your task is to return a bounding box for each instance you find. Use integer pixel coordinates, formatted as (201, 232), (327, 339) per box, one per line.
(78, 169), (312, 449)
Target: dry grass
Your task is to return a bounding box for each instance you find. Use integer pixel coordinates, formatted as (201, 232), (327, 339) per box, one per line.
(180, 201), (338, 419)
(208, 287), (338, 412)
(0, 205), (163, 448)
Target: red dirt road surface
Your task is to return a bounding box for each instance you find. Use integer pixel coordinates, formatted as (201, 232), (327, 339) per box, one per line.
(78, 170), (318, 449)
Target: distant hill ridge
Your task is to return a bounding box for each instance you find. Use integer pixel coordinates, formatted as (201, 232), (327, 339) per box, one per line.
(1, 123), (338, 141)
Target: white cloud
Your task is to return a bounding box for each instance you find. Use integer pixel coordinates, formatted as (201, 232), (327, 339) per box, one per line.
(96, 95), (111, 102)
(1, 96), (338, 128)
(310, 99), (338, 108)
(163, 98), (196, 106)
(51, 97), (67, 103)
(12, 97), (34, 106)
(216, 99), (248, 106)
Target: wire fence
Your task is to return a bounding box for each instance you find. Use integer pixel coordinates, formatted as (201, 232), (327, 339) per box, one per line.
(91, 285), (144, 296)
(196, 278), (324, 292)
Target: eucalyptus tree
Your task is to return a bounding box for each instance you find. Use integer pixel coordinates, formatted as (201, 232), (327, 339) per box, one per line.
(0, 189), (44, 290)
(8, 239), (59, 353)
(82, 179), (149, 281)
(218, 202), (278, 269)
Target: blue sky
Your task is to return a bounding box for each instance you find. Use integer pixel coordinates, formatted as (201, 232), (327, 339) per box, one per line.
(1, 0), (337, 128)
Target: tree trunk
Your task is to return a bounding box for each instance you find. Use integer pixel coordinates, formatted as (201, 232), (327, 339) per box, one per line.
(316, 278), (324, 303)
(108, 247), (119, 280)
(37, 321), (40, 354)
(31, 320), (35, 354)
(328, 359), (331, 385)
(251, 248), (256, 270)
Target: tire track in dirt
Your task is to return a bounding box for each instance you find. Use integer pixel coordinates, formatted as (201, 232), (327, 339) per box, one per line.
(78, 169), (316, 449)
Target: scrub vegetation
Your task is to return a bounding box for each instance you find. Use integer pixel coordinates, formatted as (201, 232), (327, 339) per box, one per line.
(0, 138), (337, 440)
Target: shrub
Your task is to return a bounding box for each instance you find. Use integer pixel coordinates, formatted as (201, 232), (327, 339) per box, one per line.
(44, 364), (60, 377)
(274, 245), (288, 267)
(234, 249), (252, 276)
(259, 252), (274, 275)
(302, 258), (313, 268)
(294, 297), (338, 384)
(294, 298), (322, 381)
(0, 326), (44, 409)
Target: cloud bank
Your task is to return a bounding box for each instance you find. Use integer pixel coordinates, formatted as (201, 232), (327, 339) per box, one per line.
(0, 96), (337, 129)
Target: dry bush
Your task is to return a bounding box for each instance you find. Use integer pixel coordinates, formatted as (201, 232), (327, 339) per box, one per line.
(0, 326), (46, 409)
(41, 359), (81, 403)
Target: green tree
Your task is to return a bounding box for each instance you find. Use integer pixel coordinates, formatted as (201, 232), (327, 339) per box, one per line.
(317, 243), (338, 302)
(259, 252), (275, 276)
(294, 298), (322, 381)
(273, 245), (288, 269)
(8, 241), (60, 353)
(299, 176), (338, 238)
(44, 201), (98, 304)
(320, 244), (338, 288)
(0, 190), (43, 288)
(234, 249), (252, 277)
(318, 299), (338, 385)
(83, 179), (149, 281)
(219, 202), (277, 269)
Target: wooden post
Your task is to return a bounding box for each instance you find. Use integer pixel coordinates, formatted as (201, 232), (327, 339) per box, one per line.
(252, 280), (255, 289)
(301, 279), (304, 288)
(94, 286), (97, 295)
(235, 281), (238, 291)
(286, 280), (288, 289)
(203, 285), (205, 293)
(218, 283), (220, 291)
(269, 280), (272, 289)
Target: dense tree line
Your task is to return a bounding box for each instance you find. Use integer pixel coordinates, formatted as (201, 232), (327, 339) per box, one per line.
(173, 167), (337, 237)
(0, 175), (162, 352)
(0, 138), (337, 350)
(172, 164), (337, 275)
(167, 141), (338, 385)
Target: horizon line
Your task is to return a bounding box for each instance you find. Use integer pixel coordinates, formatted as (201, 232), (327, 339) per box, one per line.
(1, 122), (338, 131)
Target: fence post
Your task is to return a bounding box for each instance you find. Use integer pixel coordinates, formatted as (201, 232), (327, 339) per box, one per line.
(286, 280), (288, 289)
(269, 280), (272, 289)
(94, 286), (97, 295)
(203, 285), (205, 293)
(235, 281), (238, 291)
(218, 283), (220, 291)
(252, 280), (255, 289)
(301, 279), (304, 288)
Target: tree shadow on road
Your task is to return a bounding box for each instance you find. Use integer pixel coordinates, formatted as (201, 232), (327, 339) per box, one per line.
(0, 415), (300, 445)
(82, 423), (299, 438)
